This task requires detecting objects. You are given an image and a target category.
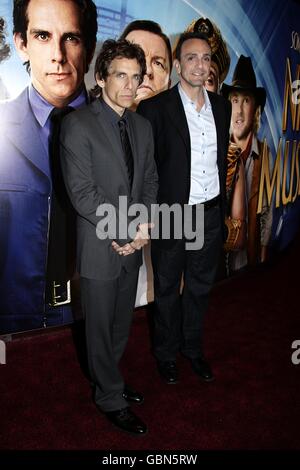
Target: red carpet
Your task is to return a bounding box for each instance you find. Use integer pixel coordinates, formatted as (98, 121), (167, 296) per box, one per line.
(0, 235), (299, 451)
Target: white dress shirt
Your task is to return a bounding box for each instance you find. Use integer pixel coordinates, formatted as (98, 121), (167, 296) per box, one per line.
(178, 83), (219, 205)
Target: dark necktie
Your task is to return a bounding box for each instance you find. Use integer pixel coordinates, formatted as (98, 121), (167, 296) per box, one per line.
(46, 106), (75, 282)
(118, 118), (134, 189)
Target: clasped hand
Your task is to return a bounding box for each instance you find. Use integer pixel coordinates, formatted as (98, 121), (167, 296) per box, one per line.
(111, 223), (154, 256)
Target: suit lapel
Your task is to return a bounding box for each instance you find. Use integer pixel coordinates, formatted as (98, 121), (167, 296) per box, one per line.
(208, 91), (224, 168)
(4, 88), (50, 178)
(126, 112), (140, 194)
(91, 100), (130, 191)
(165, 86), (190, 153)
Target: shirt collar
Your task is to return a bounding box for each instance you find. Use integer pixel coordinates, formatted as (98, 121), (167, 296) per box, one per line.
(251, 135), (259, 156)
(100, 97), (128, 124)
(178, 82), (211, 111)
(28, 84), (87, 128)
(238, 133), (258, 162)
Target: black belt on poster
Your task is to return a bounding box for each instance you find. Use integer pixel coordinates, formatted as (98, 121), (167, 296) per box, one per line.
(45, 280), (71, 307)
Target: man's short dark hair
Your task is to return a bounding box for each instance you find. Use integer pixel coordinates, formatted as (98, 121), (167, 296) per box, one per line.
(13, 0), (97, 71)
(0, 17), (10, 63)
(120, 19), (172, 72)
(92, 38), (146, 98)
(174, 31), (210, 61)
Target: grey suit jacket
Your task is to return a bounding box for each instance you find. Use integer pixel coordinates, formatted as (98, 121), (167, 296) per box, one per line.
(60, 99), (158, 281)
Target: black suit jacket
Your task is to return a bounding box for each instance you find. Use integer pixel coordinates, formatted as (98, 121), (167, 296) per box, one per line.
(137, 84), (231, 245)
(60, 99), (158, 281)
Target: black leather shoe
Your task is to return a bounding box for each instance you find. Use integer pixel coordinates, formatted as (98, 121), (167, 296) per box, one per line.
(157, 361), (179, 384)
(105, 407), (147, 435)
(190, 357), (214, 382)
(123, 386), (144, 405)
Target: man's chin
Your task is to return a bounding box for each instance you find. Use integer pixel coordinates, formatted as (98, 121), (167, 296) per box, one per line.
(232, 127), (249, 142)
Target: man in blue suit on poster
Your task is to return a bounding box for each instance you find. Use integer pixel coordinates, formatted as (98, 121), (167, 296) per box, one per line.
(0, 0), (97, 333)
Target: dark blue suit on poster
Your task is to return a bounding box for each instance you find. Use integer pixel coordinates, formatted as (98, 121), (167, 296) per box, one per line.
(0, 87), (84, 333)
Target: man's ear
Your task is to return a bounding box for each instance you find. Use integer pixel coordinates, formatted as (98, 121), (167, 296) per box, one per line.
(14, 32), (29, 63)
(174, 59), (181, 75)
(96, 73), (105, 88)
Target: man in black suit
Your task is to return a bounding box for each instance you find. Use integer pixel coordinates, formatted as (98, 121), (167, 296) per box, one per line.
(61, 39), (158, 435)
(137, 32), (231, 384)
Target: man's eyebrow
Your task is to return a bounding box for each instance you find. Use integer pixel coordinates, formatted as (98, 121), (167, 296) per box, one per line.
(29, 28), (82, 38)
(153, 55), (167, 62)
(186, 53), (211, 60)
(62, 30), (83, 38)
(110, 69), (126, 74)
(183, 52), (196, 60)
(29, 28), (49, 35)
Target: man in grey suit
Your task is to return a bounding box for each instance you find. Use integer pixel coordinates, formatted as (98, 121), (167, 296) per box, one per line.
(61, 39), (158, 435)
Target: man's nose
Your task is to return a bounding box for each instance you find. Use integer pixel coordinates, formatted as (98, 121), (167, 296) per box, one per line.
(52, 39), (66, 64)
(145, 58), (154, 80)
(196, 57), (207, 68)
(238, 102), (244, 113)
(125, 78), (134, 90)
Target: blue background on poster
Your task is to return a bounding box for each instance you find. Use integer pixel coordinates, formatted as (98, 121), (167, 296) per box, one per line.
(0, 0), (299, 247)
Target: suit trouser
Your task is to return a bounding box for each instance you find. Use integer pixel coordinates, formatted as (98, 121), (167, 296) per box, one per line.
(151, 205), (222, 362)
(80, 267), (139, 412)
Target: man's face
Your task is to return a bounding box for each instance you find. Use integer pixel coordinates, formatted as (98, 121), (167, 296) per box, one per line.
(98, 57), (142, 115)
(14, 0), (87, 107)
(175, 38), (211, 90)
(230, 91), (257, 142)
(205, 61), (220, 93)
(125, 30), (170, 104)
